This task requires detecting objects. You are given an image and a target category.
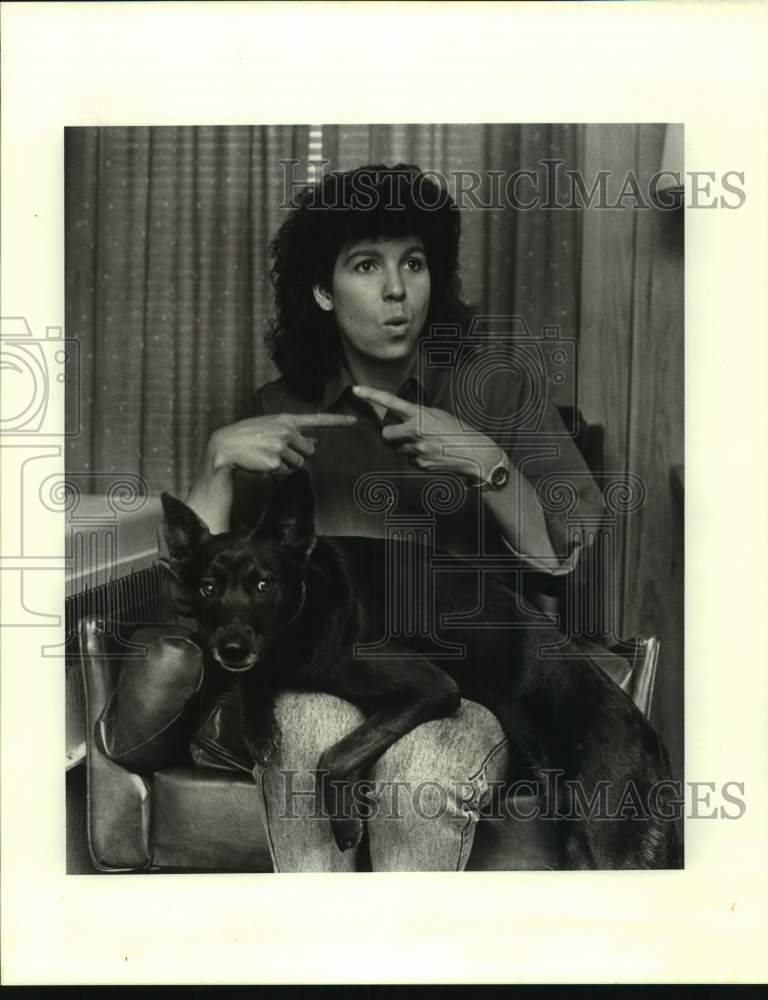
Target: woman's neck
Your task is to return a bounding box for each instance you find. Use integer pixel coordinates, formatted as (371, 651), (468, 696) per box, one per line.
(341, 347), (416, 395)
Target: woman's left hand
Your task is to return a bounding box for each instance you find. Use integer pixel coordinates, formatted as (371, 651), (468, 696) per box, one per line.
(352, 385), (506, 483)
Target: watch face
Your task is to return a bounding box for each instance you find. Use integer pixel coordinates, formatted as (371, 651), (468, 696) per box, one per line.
(489, 463), (509, 490)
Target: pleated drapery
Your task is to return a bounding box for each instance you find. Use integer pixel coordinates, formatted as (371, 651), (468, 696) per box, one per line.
(322, 123), (582, 327)
(65, 125), (309, 494)
(65, 124), (583, 496)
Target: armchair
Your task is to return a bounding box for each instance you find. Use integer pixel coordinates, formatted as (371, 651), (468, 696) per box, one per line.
(70, 407), (661, 872)
(76, 604), (659, 874)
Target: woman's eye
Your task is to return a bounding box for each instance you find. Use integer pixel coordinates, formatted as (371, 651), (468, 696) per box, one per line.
(256, 578), (274, 594)
(200, 582), (217, 598)
(404, 257), (425, 271)
(354, 260), (376, 273)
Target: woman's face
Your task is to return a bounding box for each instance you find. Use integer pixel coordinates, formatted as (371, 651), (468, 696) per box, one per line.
(314, 235), (431, 369)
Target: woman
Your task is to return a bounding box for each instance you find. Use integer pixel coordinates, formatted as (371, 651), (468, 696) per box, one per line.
(184, 164), (606, 871)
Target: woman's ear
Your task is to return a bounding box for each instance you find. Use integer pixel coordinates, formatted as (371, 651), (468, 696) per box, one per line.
(312, 284), (334, 312)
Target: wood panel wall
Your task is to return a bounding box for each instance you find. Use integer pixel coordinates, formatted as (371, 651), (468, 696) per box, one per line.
(578, 124), (684, 791)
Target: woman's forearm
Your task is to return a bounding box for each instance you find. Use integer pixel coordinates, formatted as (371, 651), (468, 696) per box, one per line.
(482, 463), (561, 571)
(184, 432), (234, 534)
(181, 411), (356, 535)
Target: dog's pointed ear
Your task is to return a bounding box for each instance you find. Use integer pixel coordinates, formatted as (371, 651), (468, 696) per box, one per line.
(157, 556), (196, 616)
(161, 492), (210, 562)
(255, 469), (315, 561)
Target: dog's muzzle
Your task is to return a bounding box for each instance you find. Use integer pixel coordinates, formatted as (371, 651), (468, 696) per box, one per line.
(212, 624), (265, 673)
(211, 585), (306, 672)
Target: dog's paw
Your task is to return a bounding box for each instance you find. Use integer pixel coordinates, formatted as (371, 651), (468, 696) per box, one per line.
(254, 735), (281, 767)
(246, 729), (281, 768)
(331, 815), (364, 853)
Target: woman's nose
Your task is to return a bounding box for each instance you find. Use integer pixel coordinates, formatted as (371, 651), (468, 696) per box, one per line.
(382, 265), (406, 300)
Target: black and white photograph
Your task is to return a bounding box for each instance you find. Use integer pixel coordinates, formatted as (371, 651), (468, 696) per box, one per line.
(63, 123), (685, 875)
(2, 0), (767, 987)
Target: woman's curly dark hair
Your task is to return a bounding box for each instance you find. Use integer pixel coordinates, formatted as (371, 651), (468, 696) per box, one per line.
(267, 163), (475, 402)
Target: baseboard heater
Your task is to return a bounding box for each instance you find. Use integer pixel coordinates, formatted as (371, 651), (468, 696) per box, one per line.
(65, 494), (166, 768)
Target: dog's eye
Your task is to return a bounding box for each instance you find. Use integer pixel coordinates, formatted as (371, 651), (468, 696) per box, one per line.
(256, 578), (274, 594)
(200, 581), (217, 598)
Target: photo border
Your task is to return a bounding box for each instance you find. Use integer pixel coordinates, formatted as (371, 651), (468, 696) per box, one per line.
(2, 0), (767, 986)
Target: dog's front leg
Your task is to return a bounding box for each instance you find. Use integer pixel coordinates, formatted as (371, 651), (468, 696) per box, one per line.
(237, 673), (281, 767)
(314, 657), (461, 852)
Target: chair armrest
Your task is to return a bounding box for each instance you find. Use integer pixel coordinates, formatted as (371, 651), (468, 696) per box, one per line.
(78, 616), (152, 871)
(629, 635), (661, 719)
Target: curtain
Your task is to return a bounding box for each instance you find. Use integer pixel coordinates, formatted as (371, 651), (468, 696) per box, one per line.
(66, 124), (583, 497)
(322, 124), (582, 335)
(65, 125), (308, 495)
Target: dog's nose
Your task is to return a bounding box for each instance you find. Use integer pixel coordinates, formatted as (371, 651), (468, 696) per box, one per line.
(214, 623), (258, 670)
(222, 637), (249, 659)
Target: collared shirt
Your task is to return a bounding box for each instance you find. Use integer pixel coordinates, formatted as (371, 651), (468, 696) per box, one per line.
(231, 355), (605, 579)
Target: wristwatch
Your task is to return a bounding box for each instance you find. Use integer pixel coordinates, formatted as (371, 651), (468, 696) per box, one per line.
(467, 456), (510, 492)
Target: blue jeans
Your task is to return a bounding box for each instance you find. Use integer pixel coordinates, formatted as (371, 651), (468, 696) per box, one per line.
(255, 692), (509, 872)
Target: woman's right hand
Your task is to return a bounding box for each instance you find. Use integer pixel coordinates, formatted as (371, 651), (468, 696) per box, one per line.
(185, 412), (357, 534)
(208, 412), (358, 476)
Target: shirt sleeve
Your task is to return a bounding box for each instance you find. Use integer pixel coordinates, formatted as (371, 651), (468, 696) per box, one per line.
(486, 363), (605, 578)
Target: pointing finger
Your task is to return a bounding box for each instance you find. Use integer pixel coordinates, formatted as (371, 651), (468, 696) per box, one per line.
(352, 385), (419, 418)
(290, 413), (358, 429)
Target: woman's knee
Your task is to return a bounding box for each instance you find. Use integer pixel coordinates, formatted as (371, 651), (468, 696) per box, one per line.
(369, 699), (509, 813)
(271, 691), (365, 770)
(261, 692), (365, 834)
(257, 693), (363, 873)
(364, 700), (509, 871)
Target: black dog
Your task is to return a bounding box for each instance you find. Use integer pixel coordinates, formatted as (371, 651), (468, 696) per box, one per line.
(161, 470), (679, 869)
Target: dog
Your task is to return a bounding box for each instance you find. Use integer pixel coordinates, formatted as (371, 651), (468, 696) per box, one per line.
(161, 469), (679, 869)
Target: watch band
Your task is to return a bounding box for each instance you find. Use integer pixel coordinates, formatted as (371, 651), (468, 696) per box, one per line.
(467, 457), (510, 492)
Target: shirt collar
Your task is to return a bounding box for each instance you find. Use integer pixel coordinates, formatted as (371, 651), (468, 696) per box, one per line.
(320, 358), (434, 412)
(320, 366), (355, 411)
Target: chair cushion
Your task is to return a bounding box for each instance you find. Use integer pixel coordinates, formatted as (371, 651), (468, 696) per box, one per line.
(151, 767), (272, 872)
(190, 685), (253, 774)
(95, 625), (204, 774)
